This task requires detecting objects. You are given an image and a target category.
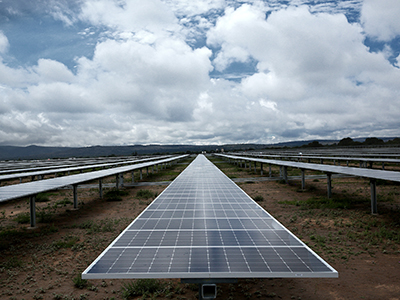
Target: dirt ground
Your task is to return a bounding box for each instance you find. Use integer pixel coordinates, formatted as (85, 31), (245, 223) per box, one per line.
(1, 155), (400, 300)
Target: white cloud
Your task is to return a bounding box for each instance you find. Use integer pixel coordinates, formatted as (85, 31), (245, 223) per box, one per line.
(361, 0), (400, 41)
(0, 31), (9, 54)
(33, 59), (75, 83)
(79, 0), (179, 34)
(207, 5), (400, 140)
(1, 1), (400, 147)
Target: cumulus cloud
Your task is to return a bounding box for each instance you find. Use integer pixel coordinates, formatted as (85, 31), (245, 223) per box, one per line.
(0, 31), (9, 54)
(79, 0), (179, 33)
(207, 5), (400, 139)
(361, 0), (400, 41)
(0, 1), (400, 147)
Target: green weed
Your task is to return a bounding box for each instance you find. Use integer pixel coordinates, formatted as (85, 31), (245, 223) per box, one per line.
(136, 189), (155, 199)
(104, 188), (129, 202)
(36, 192), (54, 202)
(253, 195), (264, 202)
(15, 212), (30, 224)
(121, 279), (166, 299)
(73, 274), (88, 289)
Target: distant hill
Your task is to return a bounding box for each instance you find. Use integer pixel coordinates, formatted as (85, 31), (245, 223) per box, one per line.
(0, 137), (398, 160)
(0, 144), (270, 160)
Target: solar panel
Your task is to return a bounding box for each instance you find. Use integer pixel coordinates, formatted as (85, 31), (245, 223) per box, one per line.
(83, 155), (337, 279)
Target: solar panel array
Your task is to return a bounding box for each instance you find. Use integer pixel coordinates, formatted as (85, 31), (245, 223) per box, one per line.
(217, 154), (400, 183)
(0, 155), (187, 203)
(83, 155), (337, 279)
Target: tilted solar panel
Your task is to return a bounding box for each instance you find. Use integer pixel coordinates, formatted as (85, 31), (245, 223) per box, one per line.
(83, 155), (337, 279)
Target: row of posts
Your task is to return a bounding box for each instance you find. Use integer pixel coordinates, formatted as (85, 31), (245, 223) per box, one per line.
(28, 160), (177, 228)
(226, 157), (378, 215)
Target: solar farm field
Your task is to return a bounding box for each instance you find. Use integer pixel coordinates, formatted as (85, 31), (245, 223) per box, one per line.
(1, 154), (400, 299)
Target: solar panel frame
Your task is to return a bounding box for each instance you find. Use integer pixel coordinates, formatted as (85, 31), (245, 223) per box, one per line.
(83, 155), (338, 279)
(218, 154), (400, 182)
(0, 155), (187, 203)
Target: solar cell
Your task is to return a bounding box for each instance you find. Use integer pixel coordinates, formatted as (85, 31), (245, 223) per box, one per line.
(83, 155), (337, 279)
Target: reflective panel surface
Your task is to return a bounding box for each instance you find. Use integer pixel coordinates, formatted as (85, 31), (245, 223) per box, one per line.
(83, 155), (338, 279)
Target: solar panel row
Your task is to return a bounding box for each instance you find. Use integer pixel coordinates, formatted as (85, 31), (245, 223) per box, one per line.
(217, 153), (400, 214)
(83, 154), (337, 279)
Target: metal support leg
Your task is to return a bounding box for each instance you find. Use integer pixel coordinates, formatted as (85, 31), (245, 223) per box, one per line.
(116, 174), (119, 189)
(30, 196), (36, 228)
(146, 167), (149, 177)
(131, 171), (135, 183)
(283, 166), (288, 183)
(119, 173), (124, 187)
(327, 173), (332, 198)
(269, 164), (272, 177)
(301, 169), (305, 190)
(260, 163), (263, 176)
(370, 179), (378, 214)
(73, 184), (78, 209)
(99, 179), (103, 199)
(254, 162), (256, 173)
(140, 169), (143, 180)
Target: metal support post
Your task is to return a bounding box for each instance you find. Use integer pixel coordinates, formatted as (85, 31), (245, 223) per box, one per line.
(73, 184), (78, 209)
(116, 174), (119, 189)
(283, 166), (288, 183)
(131, 171), (135, 183)
(370, 179), (378, 214)
(140, 169), (143, 180)
(301, 169), (305, 190)
(119, 173), (124, 187)
(99, 179), (103, 199)
(30, 196), (36, 228)
(146, 167), (149, 176)
(327, 173), (332, 198)
(269, 164), (272, 177)
(254, 162), (256, 173)
(260, 163), (263, 176)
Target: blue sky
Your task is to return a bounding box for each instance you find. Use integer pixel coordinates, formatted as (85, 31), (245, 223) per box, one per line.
(0, 0), (399, 147)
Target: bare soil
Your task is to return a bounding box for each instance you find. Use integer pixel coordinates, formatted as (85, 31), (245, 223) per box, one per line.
(1, 156), (399, 300)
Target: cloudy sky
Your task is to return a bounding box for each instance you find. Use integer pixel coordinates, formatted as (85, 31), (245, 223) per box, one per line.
(0, 0), (399, 147)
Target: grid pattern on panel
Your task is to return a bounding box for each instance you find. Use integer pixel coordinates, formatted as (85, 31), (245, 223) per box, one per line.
(83, 155), (338, 279)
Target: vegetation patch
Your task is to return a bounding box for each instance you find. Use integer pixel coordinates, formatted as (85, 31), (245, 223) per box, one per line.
(253, 195), (264, 202)
(73, 274), (88, 289)
(35, 192), (55, 202)
(136, 189), (156, 199)
(52, 235), (80, 250)
(121, 279), (168, 299)
(104, 188), (129, 202)
(279, 195), (367, 210)
(15, 212), (30, 224)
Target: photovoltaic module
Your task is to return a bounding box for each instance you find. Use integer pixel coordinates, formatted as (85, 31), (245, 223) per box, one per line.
(82, 155), (338, 279)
